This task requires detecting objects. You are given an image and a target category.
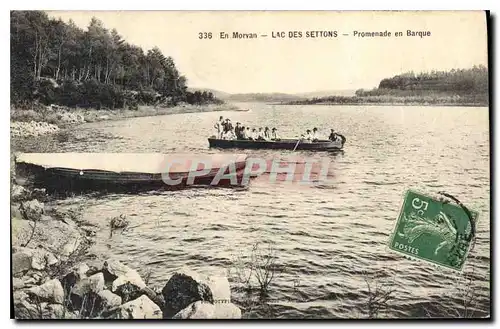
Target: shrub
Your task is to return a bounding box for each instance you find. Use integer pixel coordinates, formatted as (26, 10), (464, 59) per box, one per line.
(34, 78), (58, 105)
(229, 242), (277, 296)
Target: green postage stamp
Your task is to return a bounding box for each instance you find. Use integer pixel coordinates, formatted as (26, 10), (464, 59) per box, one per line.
(389, 190), (478, 271)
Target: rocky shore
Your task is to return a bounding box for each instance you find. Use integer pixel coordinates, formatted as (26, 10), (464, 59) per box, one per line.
(11, 184), (241, 319)
(11, 121), (60, 138)
(11, 102), (242, 139)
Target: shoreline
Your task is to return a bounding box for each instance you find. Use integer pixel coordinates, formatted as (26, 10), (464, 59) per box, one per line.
(10, 103), (246, 138)
(11, 183), (242, 319)
(79, 103), (247, 124)
(276, 102), (488, 107)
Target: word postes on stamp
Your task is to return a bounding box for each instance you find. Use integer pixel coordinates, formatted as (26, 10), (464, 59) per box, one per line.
(389, 190), (478, 271)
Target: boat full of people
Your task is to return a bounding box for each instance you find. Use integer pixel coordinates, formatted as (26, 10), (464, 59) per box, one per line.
(209, 116), (346, 151)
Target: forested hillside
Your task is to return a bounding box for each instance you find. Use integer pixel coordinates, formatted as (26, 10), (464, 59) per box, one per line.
(286, 66), (489, 106)
(356, 66), (489, 98)
(11, 11), (220, 110)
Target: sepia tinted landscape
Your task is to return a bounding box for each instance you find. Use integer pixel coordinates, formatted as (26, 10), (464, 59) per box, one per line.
(11, 11), (490, 319)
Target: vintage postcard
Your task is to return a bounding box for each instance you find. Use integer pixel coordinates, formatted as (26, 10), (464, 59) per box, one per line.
(10, 11), (490, 319)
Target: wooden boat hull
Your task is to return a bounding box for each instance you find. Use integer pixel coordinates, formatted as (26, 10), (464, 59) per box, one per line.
(208, 138), (343, 151)
(15, 153), (248, 193)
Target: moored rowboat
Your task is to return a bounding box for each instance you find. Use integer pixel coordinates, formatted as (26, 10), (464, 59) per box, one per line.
(15, 153), (248, 192)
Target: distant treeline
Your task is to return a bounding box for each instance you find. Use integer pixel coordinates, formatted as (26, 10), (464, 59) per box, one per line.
(11, 11), (222, 110)
(287, 66), (489, 106)
(227, 93), (303, 103)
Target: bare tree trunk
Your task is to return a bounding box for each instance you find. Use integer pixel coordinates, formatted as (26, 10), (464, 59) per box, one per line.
(37, 41), (49, 79)
(78, 66), (84, 81)
(37, 46), (42, 78)
(85, 62), (91, 80)
(33, 31), (39, 79)
(55, 43), (63, 80)
(104, 64), (108, 83)
(95, 63), (100, 81)
(85, 46), (93, 80)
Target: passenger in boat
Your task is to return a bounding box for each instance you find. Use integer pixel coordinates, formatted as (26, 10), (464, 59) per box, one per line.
(223, 118), (232, 134)
(235, 122), (242, 139)
(222, 119), (229, 133)
(223, 129), (236, 140)
(241, 126), (248, 139)
(250, 128), (258, 140)
(215, 116), (224, 138)
(329, 129), (338, 142)
(312, 127), (319, 142)
(304, 129), (313, 141)
(257, 127), (266, 140)
(271, 127), (280, 141)
(238, 123), (244, 139)
(264, 127), (271, 140)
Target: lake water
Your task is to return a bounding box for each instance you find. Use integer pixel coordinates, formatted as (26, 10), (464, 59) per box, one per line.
(14, 103), (490, 318)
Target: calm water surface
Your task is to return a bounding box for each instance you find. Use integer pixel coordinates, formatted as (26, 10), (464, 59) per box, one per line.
(16, 103), (490, 318)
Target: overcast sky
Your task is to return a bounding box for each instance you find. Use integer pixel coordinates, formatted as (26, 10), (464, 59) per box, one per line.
(47, 11), (488, 94)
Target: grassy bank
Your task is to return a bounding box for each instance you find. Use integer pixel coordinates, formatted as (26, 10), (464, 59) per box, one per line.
(11, 103), (243, 125)
(282, 94), (488, 107)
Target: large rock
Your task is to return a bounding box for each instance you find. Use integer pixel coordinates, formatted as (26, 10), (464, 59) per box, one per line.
(103, 259), (146, 303)
(43, 304), (66, 319)
(12, 219), (81, 256)
(102, 260), (133, 281)
(112, 270), (146, 292)
(75, 263), (91, 278)
(13, 277), (25, 290)
(86, 259), (103, 276)
(20, 200), (44, 221)
(31, 248), (48, 271)
(214, 302), (242, 319)
(28, 271), (45, 286)
(97, 290), (122, 311)
(71, 273), (105, 297)
(12, 248), (33, 276)
(61, 263), (90, 294)
(173, 301), (215, 319)
(45, 252), (59, 267)
(172, 301), (241, 319)
(11, 204), (24, 220)
(14, 247), (59, 272)
(23, 276), (38, 287)
(112, 281), (143, 304)
(28, 279), (64, 304)
(39, 215), (53, 222)
(205, 276), (231, 301)
(60, 236), (82, 258)
(141, 286), (165, 310)
(161, 270), (214, 318)
(30, 188), (48, 201)
(80, 225), (97, 237)
(69, 273), (105, 311)
(14, 300), (39, 319)
(13, 290), (28, 303)
(11, 185), (29, 202)
(116, 295), (162, 319)
(67, 273), (106, 317)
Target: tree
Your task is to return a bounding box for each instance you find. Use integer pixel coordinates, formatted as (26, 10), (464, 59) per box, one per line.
(10, 11), (222, 107)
